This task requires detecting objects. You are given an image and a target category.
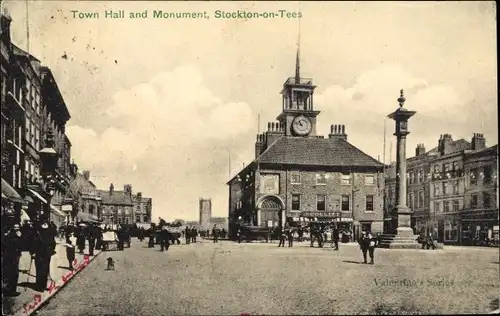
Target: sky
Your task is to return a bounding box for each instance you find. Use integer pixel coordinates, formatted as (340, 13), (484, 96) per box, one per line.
(3, 1), (497, 221)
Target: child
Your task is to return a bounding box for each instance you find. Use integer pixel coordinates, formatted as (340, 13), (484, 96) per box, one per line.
(66, 239), (76, 270)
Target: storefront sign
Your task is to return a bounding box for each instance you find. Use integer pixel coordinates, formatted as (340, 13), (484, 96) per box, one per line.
(300, 211), (341, 218)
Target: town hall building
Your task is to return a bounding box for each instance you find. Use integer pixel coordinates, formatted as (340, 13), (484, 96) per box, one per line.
(227, 51), (385, 241)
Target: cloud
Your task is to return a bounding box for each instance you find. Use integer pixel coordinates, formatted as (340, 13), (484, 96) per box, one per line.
(314, 64), (495, 162)
(67, 65), (254, 220)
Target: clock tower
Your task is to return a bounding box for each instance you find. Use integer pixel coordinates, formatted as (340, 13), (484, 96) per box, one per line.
(276, 47), (320, 137)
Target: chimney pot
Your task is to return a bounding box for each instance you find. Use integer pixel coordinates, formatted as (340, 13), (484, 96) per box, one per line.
(342, 125), (345, 134)
(330, 125), (334, 134)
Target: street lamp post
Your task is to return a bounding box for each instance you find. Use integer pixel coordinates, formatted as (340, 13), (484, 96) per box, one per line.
(39, 129), (59, 223)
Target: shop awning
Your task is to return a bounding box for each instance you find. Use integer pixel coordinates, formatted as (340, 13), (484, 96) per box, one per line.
(27, 188), (48, 204)
(76, 211), (99, 223)
(50, 205), (66, 217)
(1, 178), (23, 203)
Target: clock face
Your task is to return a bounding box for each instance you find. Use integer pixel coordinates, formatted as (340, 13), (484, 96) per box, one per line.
(292, 116), (312, 136)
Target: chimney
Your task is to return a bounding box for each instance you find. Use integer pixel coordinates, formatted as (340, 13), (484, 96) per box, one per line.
(265, 121), (284, 148)
(137, 192), (142, 199)
(471, 133), (486, 151)
(109, 183), (114, 195)
(438, 133), (453, 155)
(328, 124), (348, 141)
(82, 171), (90, 180)
(124, 184), (132, 196)
(415, 143), (426, 156)
(69, 160), (78, 176)
(255, 134), (265, 158)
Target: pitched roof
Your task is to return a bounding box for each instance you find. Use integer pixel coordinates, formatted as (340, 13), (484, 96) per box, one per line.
(97, 190), (134, 206)
(256, 136), (384, 168)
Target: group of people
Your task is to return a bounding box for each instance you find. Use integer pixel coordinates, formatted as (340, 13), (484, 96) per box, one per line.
(2, 219), (60, 296)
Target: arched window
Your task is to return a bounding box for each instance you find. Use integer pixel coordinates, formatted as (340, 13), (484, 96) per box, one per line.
(125, 217), (129, 224)
(143, 215), (149, 223)
(136, 206), (141, 213)
(136, 215), (141, 223)
(117, 207), (123, 215)
(89, 205), (95, 215)
(118, 218), (123, 224)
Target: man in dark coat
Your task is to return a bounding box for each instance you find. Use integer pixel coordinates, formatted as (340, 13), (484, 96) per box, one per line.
(212, 224), (220, 243)
(185, 226), (191, 244)
(2, 224), (23, 297)
(278, 226), (286, 247)
(33, 222), (54, 292)
(358, 231), (377, 264)
(88, 224), (98, 256)
(160, 227), (170, 252)
(287, 226), (294, 248)
(332, 226), (339, 251)
(148, 225), (155, 248)
(76, 224), (86, 254)
(117, 225), (125, 251)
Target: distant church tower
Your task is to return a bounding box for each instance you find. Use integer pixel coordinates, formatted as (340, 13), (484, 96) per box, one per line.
(199, 198), (212, 229)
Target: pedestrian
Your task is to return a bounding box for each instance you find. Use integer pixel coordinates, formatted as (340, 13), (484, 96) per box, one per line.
(88, 224), (98, 256)
(287, 227), (294, 248)
(2, 223), (23, 297)
(192, 227), (197, 243)
(212, 224), (220, 243)
(96, 225), (103, 250)
(426, 233), (436, 250)
(117, 225), (125, 251)
(33, 222), (53, 292)
(278, 226), (286, 247)
(358, 231), (377, 264)
(332, 226), (339, 251)
(76, 224), (86, 254)
(65, 239), (76, 270)
(148, 225), (155, 248)
(185, 226), (191, 244)
(160, 226), (170, 252)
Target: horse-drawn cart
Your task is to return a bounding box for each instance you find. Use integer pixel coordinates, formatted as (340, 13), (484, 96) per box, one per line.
(101, 230), (118, 251)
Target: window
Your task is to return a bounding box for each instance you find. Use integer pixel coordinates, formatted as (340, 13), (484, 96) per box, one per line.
(136, 206), (141, 213)
(25, 117), (30, 140)
(444, 163), (450, 173)
(125, 218), (130, 224)
(35, 128), (39, 151)
(418, 191), (424, 209)
(434, 202), (441, 213)
(89, 205), (95, 215)
(452, 200), (460, 212)
(341, 173), (351, 185)
(483, 193), (491, 208)
(452, 181), (459, 195)
(442, 182), (449, 196)
(291, 172), (301, 184)
(471, 194), (478, 208)
(291, 194), (301, 211)
(443, 201), (450, 213)
(366, 195), (374, 211)
(433, 165), (440, 173)
(316, 194), (326, 211)
(316, 173), (327, 185)
(409, 172), (414, 184)
(143, 215), (149, 222)
(483, 166), (492, 183)
(452, 162), (460, 171)
(418, 169), (424, 183)
(470, 169), (477, 185)
(341, 195), (350, 211)
(365, 174), (375, 185)
(136, 215), (141, 223)
(434, 184), (441, 197)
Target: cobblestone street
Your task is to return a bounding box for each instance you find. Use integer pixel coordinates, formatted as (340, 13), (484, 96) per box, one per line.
(37, 239), (499, 315)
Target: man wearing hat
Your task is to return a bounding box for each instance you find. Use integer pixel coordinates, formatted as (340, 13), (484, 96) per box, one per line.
(33, 222), (53, 291)
(160, 226), (171, 252)
(2, 223), (23, 297)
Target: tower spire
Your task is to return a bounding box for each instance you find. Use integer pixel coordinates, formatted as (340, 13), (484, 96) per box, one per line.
(295, 5), (301, 84)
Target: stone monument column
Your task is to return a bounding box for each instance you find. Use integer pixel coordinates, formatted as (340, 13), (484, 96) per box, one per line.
(380, 90), (422, 249)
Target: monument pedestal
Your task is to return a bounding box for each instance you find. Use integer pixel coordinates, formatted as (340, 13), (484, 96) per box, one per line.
(379, 206), (422, 249)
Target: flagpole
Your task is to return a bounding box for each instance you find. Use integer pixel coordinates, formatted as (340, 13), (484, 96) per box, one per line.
(26, 0), (30, 53)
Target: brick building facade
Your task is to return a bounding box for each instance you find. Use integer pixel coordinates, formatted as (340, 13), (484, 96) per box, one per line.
(98, 184), (151, 225)
(385, 133), (498, 245)
(227, 53), (384, 240)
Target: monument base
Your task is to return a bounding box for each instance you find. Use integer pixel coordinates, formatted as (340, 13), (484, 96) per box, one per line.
(379, 231), (444, 249)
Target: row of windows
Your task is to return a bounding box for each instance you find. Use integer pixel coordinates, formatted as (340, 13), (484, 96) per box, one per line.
(290, 172), (376, 186)
(469, 166), (494, 185)
(433, 180), (460, 197)
(101, 215), (149, 224)
(291, 194), (375, 212)
(25, 79), (41, 115)
(101, 206), (149, 214)
(25, 160), (40, 183)
(470, 193), (493, 209)
(434, 200), (460, 213)
(433, 161), (461, 174)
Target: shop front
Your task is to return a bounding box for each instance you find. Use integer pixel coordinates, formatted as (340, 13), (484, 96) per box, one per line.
(459, 209), (498, 246)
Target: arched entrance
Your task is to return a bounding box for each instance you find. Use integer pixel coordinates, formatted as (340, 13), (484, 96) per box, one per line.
(256, 195), (285, 228)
